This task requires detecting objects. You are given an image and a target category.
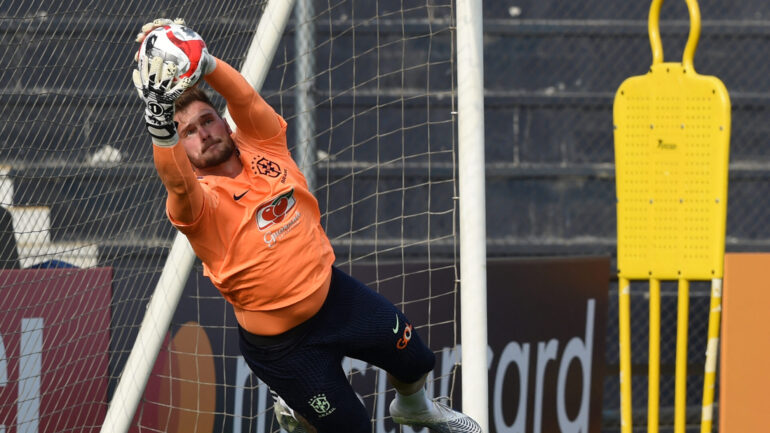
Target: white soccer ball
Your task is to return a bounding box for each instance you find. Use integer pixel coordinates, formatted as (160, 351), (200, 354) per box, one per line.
(137, 23), (208, 85)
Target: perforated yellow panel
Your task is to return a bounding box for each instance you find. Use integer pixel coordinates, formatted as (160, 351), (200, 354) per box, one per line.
(614, 63), (730, 280)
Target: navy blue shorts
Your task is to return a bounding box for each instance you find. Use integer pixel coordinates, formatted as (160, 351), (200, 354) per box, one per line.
(238, 266), (436, 433)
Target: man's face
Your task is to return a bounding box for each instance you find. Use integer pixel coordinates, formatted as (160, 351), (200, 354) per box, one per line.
(175, 100), (235, 170)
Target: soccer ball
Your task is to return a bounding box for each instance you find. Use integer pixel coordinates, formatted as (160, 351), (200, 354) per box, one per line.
(137, 23), (209, 85)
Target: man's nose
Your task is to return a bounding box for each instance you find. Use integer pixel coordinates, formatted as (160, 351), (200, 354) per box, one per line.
(198, 125), (210, 139)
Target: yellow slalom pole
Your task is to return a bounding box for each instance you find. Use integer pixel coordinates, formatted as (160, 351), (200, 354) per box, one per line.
(700, 278), (722, 433)
(618, 277), (633, 433)
(647, 278), (661, 433)
(674, 278), (690, 433)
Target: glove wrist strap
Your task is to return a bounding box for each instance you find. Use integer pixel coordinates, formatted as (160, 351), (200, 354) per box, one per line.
(151, 134), (179, 147)
(147, 125), (179, 147)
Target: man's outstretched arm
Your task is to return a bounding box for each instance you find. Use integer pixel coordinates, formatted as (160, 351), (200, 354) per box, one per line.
(204, 57), (282, 141)
(153, 143), (204, 225)
(132, 21), (209, 226)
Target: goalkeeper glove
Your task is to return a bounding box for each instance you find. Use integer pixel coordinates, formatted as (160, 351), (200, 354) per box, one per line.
(135, 18), (185, 44)
(134, 17), (216, 77)
(132, 56), (191, 147)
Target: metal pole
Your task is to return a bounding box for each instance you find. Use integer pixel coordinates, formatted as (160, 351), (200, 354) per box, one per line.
(100, 234), (195, 433)
(294, 0), (317, 191)
(456, 0), (489, 430)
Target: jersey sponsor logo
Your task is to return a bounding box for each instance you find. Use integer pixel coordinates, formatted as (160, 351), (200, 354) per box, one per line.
(396, 323), (413, 350)
(256, 189), (296, 230)
(233, 190), (249, 201)
(308, 394), (336, 417)
(263, 211), (301, 248)
(251, 156), (281, 178)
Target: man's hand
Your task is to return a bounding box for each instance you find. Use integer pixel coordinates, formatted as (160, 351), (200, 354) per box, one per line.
(133, 17), (216, 77)
(132, 56), (192, 147)
(134, 18), (185, 47)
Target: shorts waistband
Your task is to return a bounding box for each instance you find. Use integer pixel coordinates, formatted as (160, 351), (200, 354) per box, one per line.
(238, 311), (316, 347)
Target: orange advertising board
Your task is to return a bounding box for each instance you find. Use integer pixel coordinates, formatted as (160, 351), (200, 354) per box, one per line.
(720, 253), (770, 433)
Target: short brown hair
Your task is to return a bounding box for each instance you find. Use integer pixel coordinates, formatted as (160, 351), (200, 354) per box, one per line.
(175, 85), (217, 113)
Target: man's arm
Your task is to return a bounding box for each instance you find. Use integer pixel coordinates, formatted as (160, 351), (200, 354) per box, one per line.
(153, 143), (204, 225)
(151, 57), (275, 226)
(131, 20), (213, 226)
(131, 52), (204, 225)
(204, 57), (283, 140)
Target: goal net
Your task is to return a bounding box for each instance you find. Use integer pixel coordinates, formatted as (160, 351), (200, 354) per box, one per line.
(0, 1), (459, 432)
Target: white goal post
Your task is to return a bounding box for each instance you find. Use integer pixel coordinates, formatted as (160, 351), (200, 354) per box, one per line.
(456, 0), (489, 431)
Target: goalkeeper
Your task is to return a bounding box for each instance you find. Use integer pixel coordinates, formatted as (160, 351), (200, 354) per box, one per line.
(132, 19), (481, 433)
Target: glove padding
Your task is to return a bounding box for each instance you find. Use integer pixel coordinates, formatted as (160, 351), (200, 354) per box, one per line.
(132, 56), (192, 147)
(135, 18), (186, 44)
(133, 17), (216, 77)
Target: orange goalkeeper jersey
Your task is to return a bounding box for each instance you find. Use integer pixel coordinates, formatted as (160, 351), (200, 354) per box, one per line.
(154, 58), (335, 335)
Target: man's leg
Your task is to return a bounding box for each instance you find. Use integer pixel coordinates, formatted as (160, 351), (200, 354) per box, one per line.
(389, 372), (427, 395)
(388, 372), (435, 415)
(238, 323), (371, 433)
(388, 371), (483, 433)
(272, 392), (317, 433)
(324, 267), (483, 433)
(260, 362), (371, 433)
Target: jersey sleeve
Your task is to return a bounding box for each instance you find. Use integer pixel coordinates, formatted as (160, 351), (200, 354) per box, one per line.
(152, 143), (205, 225)
(163, 180), (227, 271)
(204, 58), (286, 152)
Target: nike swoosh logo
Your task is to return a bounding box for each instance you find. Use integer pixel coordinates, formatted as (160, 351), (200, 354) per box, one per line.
(233, 190), (249, 201)
(393, 314), (399, 334)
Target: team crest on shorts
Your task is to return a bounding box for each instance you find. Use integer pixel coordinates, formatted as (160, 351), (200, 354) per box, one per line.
(308, 393), (335, 417)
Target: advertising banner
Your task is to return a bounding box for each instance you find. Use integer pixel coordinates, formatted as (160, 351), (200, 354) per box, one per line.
(484, 257), (608, 433)
(136, 257), (608, 433)
(0, 268), (112, 433)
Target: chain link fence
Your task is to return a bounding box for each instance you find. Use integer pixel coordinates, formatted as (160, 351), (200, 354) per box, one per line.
(482, 1), (770, 431)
